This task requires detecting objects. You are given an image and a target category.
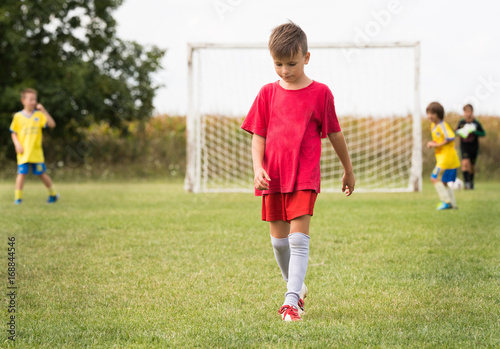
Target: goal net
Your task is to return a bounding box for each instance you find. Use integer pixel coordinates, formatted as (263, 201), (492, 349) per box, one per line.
(185, 42), (421, 193)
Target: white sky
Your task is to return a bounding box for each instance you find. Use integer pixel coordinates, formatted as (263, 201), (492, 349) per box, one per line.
(115, 0), (500, 116)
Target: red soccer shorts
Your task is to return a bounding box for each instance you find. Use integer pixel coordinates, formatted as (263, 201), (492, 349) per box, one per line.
(262, 190), (318, 223)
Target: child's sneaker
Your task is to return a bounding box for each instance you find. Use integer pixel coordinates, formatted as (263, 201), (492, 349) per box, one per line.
(47, 194), (59, 204)
(297, 283), (308, 315)
(14, 199), (22, 205)
(279, 305), (301, 322)
(436, 202), (452, 210)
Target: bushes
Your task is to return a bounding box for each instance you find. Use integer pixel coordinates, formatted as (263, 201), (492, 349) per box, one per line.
(1, 114), (499, 181)
(0, 115), (186, 181)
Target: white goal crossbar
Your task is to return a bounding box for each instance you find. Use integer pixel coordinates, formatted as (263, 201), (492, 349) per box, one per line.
(185, 42), (421, 193)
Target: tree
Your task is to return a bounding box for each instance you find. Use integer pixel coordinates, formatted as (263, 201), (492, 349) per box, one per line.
(0, 0), (165, 161)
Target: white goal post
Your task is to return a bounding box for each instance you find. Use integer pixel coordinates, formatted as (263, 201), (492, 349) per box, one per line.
(185, 42), (421, 193)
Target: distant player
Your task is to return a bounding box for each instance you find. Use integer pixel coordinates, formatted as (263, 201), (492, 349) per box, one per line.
(456, 104), (486, 190)
(10, 88), (59, 204)
(426, 102), (460, 210)
(241, 22), (355, 321)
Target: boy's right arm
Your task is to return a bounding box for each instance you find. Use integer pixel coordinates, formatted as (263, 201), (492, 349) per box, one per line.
(252, 134), (270, 190)
(11, 132), (23, 154)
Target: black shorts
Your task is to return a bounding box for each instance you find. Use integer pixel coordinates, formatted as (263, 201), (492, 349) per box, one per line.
(460, 146), (478, 165)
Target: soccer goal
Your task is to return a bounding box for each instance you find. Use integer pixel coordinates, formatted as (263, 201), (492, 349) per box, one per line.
(185, 42), (421, 193)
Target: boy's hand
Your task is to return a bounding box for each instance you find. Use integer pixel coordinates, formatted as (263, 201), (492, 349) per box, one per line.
(37, 104), (56, 128)
(254, 168), (270, 191)
(426, 141), (437, 148)
(342, 172), (355, 197)
(15, 144), (24, 154)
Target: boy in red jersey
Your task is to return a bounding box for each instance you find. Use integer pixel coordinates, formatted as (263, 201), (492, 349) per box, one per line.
(241, 22), (355, 321)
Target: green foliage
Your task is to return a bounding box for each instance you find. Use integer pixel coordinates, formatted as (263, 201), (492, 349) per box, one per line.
(0, 0), (165, 160)
(2, 114), (500, 181)
(0, 181), (498, 347)
(0, 115), (186, 181)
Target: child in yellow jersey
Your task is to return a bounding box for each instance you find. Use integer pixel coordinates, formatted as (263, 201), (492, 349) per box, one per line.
(9, 88), (59, 204)
(425, 102), (460, 210)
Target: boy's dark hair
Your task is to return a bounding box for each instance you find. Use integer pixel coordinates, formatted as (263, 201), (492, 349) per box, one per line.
(21, 88), (37, 99)
(269, 21), (308, 60)
(426, 102), (445, 120)
(463, 104), (474, 112)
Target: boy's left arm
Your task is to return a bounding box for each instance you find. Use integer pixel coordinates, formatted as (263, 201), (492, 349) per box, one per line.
(426, 139), (454, 148)
(328, 131), (355, 196)
(475, 121), (486, 137)
(36, 103), (56, 128)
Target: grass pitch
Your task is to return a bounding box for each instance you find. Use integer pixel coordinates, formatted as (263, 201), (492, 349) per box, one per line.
(0, 180), (499, 348)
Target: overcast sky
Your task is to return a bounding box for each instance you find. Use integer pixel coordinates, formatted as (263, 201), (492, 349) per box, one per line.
(115, 0), (500, 116)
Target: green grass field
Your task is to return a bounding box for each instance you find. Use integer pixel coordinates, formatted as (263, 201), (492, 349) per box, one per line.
(0, 180), (499, 348)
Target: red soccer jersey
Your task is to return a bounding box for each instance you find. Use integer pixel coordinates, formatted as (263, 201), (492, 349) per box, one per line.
(241, 80), (341, 196)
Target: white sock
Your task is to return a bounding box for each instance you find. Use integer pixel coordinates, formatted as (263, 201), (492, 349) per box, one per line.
(446, 185), (456, 207)
(284, 232), (310, 308)
(270, 235), (290, 282)
(434, 182), (451, 203)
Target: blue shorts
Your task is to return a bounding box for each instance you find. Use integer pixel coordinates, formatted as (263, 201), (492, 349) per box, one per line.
(431, 167), (457, 182)
(18, 163), (46, 175)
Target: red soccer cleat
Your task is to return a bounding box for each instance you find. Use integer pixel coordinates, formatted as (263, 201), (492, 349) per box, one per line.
(279, 305), (302, 321)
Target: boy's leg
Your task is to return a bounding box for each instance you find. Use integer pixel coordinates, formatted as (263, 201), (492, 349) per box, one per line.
(469, 161), (475, 189)
(445, 182), (457, 208)
(433, 180), (450, 202)
(461, 158), (472, 189)
(431, 168), (451, 204)
(15, 173), (25, 190)
(38, 173), (57, 196)
(270, 221), (291, 282)
(37, 166), (59, 203)
(442, 167), (458, 209)
(283, 215), (311, 309)
(39, 172), (53, 189)
(15, 173), (26, 202)
(462, 171), (470, 188)
(443, 168), (458, 208)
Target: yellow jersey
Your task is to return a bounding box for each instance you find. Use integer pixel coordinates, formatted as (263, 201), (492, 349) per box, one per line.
(9, 110), (48, 164)
(431, 121), (460, 169)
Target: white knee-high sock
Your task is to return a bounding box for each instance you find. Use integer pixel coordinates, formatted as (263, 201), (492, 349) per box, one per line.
(434, 181), (451, 203)
(271, 235), (290, 282)
(284, 232), (310, 308)
(446, 185), (456, 207)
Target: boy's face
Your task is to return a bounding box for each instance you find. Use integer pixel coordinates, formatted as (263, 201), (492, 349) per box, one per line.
(427, 112), (439, 124)
(21, 92), (37, 111)
(272, 49), (310, 84)
(463, 107), (473, 121)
